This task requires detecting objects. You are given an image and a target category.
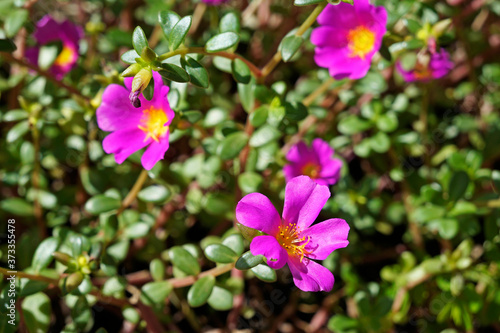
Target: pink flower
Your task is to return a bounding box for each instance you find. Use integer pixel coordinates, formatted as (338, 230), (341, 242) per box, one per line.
(284, 139), (342, 186)
(236, 176), (350, 292)
(396, 49), (453, 82)
(26, 15), (83, 79)
(96, 71), (174, 170)
(311, 0), (387, 80)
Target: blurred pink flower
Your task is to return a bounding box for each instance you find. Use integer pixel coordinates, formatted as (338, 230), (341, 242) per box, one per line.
(396, 49), (453, 82)
(26, 15), (83, 79)
(311, 0), (387, 80)
(236, 176), (350, 292)
(96, 71), (175, 170)
(284, 139), (342, 186)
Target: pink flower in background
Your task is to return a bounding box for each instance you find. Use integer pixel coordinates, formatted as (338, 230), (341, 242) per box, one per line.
(396, 49), (453, 82)
(236, 176), (350, 292)
(311, 0), (387, 80)
(26, 15), (83, 79)
(96, 71), (174, 170)
(284, 139), (342, 186)
(201, 0), (228, 5)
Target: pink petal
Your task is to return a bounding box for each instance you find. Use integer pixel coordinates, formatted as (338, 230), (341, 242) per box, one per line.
(250, 235), (288, 270)
(102, 128), (150, 164)
(317, 3), (358, 29)
(287, 257), (335, 292)
(236, 193), (281, 235)
(310, 26), (349, 49)
(141, 134), (170, 170)
(319, 159), (342, 180)
(302, 218), (350, 260)
(311, 138), (334, 163)
(96, 84), (142, 131)
(282, 176), (330, 230)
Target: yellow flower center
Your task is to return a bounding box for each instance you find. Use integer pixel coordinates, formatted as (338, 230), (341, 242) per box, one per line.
(276, 223), (311, 262)
(138, 107), (169, 142)
(301, 162), (321, 179)
(54, 45), (75, 66)
(348, 26), (375, 59)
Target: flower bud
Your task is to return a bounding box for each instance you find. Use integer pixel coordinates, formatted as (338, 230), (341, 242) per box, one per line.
(64, 272), (84, 293)
(431, 19), (452, 38)
(53, 251), (72, 265)
(141, 47), (157, 63)
(129, 90), (141, 108)
(131, 68), (153, 94)
(121, 63), (142, 78)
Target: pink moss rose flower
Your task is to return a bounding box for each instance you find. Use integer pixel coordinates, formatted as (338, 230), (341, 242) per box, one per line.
(96, 71), (174, 170)
(26, 15), (83, 79)
(311, 0), (387, 80)
(236, 176), (350, 292)
(284, 139), (342, 186)
(396, 49), (453, 82)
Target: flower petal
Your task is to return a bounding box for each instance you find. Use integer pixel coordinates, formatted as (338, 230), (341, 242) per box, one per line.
(282, 176), (330, 229)
(250, 235), (287, 270)
(102, 128), (150, 164)
(310, 26), (349, 49)
(287, 257), (335, 292)
(317, 3), (358, 29)
(302, 218), (350, 260)
(141, 134), (170, 170)
(319, 159), (342, 182)
(311, 138), (334, 163)
(236, 193), (281, 235)
(96, 84), (142, 131)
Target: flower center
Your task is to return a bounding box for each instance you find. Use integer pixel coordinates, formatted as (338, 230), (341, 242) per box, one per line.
(54, 45), (75, 66)
(347, 26), (375, 59)
(301, 162), (321, 179)
(138, 107), (169, 142)
(413, 63), (433, 80)
(276, 223), (311, 262)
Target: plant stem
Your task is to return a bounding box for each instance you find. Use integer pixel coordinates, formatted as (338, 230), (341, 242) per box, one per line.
(30, 113), (46, 239)
(158, 47), (262, 77)
(0, 52), (90, 102)
(117, 169), (149, 215)
(0, 267), (58, 284)
(190, 2), (207, 35)
(302, 77), (336, 107)
(167, 263), (234, 288)
(260, 2), (327, 79)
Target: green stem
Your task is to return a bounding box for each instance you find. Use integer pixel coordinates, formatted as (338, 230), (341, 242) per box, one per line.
(167, 263), (234, 288)
(158, 47), (262, 77)
(117, 169), (149, 215)
(260, 2), (327, 79)
(0, 267), (58, 284)
(302, 77), (336, 107)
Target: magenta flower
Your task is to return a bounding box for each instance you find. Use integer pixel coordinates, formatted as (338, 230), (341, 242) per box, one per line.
(236, 176), (350, 292)
(284, 139), (342, 186)
(96, 71), (174, 170)
(26, 15), (83, 79)
(396, 49), (453, 82)
(311, 0), (387, 80)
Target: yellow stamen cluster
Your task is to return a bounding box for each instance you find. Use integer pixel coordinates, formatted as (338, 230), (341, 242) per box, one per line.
(138, 107), (169, 142)
(276, 223), (311, 262)
(347, 26), (375, 59)
(301, 162), (321, 179)
(54, 46), (75, 66)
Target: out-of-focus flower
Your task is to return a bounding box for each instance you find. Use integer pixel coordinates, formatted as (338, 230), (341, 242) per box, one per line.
(236, 176), (350, 292)
(96, 71), (174, 170)
(396, 49), (453, 82)
(311, 0), (387, 80)
(26, 15), (83, 79)
(284, 139), (342, 186)
(201, 0), (228, 5)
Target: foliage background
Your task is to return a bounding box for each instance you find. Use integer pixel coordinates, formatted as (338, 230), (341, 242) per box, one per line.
(1, 0), (500, 332)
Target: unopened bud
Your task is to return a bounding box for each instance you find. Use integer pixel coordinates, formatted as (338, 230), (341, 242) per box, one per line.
(130, 90), (141, 108)
(64, 272), (84, 293)
(131, 68), (153, 94)
(53, 252), (72, 265)
(432, 19), (452, 38)
(141, 47), (157, 63)
(121, 63), (142, 78)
